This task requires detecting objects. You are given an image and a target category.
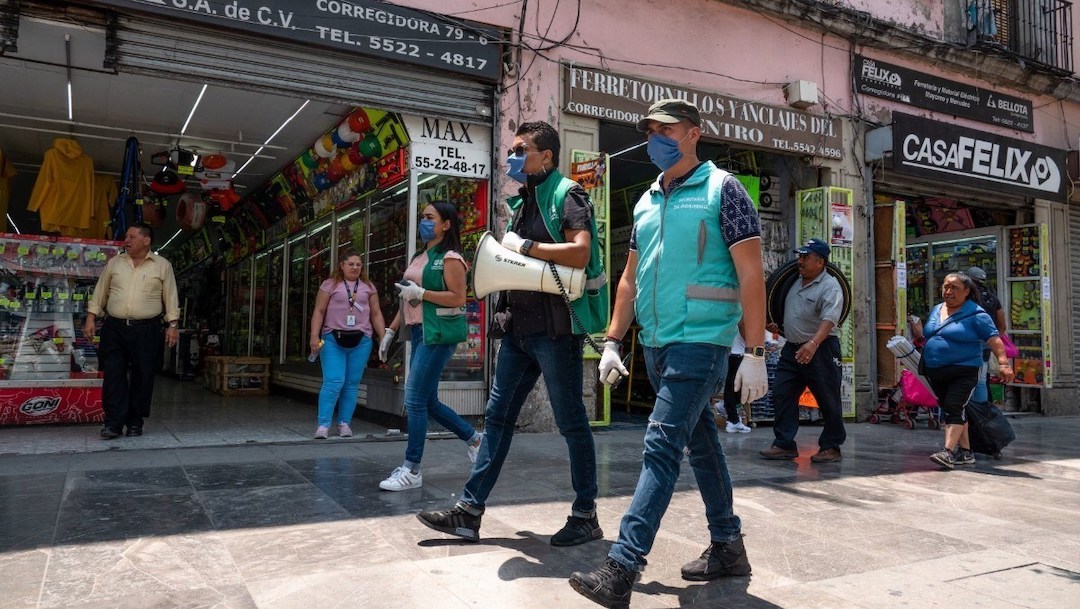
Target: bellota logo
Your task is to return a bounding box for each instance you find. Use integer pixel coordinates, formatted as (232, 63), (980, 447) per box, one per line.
(19, 396), (61, 417)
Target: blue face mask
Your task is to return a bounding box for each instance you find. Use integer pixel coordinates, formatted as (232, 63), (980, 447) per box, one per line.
(506, 153), (528, 184)
(418, 219), (437, 242)
(646, 133), (684, 171)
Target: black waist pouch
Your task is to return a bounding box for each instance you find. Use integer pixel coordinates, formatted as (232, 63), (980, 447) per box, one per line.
(332, 330), (364, 349)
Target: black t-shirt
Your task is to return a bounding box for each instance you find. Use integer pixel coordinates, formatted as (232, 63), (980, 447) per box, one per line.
(976, 285), (1001, 318)
(506, 170), (593, 337)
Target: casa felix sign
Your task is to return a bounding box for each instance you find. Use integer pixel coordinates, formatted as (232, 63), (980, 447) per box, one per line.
(94, 0), (502, 81)
(562, 64), (843, 160)
(891, 113), (1066, 201)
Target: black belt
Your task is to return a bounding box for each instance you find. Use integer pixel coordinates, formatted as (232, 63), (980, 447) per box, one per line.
(106, 315), (162, 326)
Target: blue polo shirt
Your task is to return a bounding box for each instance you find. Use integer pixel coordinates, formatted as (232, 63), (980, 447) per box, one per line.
(922, 299), (998, 368)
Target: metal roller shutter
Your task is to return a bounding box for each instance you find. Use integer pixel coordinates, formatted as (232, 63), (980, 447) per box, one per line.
(1071, 205), (1080, 374)
(108, 14), (493, 124)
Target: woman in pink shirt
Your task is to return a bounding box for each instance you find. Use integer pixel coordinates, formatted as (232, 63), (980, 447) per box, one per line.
(377, 202), (481, 491)
(308, 250), (386, 439)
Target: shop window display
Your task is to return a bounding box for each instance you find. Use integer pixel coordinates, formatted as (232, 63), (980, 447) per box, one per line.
(0, 235), (123, 425)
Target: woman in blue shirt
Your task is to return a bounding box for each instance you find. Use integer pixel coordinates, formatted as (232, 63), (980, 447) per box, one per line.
(921, 272), (1014, 469)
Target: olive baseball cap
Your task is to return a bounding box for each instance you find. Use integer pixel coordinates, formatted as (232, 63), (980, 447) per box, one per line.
(636, 99), (702, 132)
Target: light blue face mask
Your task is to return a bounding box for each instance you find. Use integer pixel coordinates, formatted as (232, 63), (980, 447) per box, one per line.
(506, 153), (528, 184)
(646, 133), (684, 171)
(418, 219), (437, 242)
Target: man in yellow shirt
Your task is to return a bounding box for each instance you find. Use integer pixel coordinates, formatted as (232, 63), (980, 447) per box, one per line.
(83, 224), (181, 439)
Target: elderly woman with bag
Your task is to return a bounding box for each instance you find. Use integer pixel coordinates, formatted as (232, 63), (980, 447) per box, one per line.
(376, 201), (482, 491)
(308, 250), (386, 439)
(919, 271), (1014, 469)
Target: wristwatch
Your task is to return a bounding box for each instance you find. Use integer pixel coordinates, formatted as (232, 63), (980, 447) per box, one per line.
(749, 346), (766, 358)
(168, 321), (179, 328)
(520, 239), (534, 257)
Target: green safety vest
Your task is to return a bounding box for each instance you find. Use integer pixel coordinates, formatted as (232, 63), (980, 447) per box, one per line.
(419, 248), (467, 345)
(506, 169), (609, 335)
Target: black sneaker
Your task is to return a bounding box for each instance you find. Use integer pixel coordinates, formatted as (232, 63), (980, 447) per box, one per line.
(953, 448), (975, 465)
(416, 504), (481, 542)
(569, 557), (635, 609)
(125, 427), (143, 437)
(681, 536), (752, 581)
(930, 449), (955, 470)
(550, 514), (603, 547)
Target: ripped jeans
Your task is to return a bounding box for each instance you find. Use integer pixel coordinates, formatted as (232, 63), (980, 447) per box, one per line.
(608, 342), (742, 572)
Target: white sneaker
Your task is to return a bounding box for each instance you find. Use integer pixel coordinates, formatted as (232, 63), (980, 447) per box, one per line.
(725, 421), (740, 433)
(467, 441), (481, 463)
(379, 467), (422, 491)
(338, 422), (353, 438)
(732, 422), (752, 433)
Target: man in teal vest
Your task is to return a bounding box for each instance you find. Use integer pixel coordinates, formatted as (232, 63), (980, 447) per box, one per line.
(570, 100), (769, 609)
(418, 121), (606, 548)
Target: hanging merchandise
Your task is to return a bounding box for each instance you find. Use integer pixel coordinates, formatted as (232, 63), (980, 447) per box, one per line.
(207, 186), (241, 211)
(28, 138), (96, 236)
(313, 134), (336, 158)
(140, 190), (166, 228)
(112, 136), (144, 237)
(0, 146), (17, 233)
(82, 174), (118, 239)
(150, 166), (186, 195)
(176, 191), (207, 229)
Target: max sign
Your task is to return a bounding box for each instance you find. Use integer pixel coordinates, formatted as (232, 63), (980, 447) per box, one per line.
(891, 113), (1066, 201)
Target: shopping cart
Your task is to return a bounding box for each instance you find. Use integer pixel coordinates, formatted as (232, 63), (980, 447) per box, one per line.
(870, 374), (941, 430)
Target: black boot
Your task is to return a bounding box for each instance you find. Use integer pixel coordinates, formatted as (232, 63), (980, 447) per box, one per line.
(569, 557), (635, 609)
(680, 536), (752, 581)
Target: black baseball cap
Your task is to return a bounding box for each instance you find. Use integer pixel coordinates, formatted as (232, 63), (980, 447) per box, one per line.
(636, 99), (702, 132)
(795, 238), (830, 260)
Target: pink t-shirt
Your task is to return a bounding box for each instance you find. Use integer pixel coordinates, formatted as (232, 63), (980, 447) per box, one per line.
(320, 278), (376, 335)
(401, 250), (465, 326)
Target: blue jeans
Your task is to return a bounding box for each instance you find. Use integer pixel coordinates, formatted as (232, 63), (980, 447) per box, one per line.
(609, 343), (741, 572)
(403, 325), (476, 467)
(317, 331), (372, 427)
(459, 331), (598, 515)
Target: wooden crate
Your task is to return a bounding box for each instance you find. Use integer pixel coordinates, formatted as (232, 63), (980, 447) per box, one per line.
(205, 356), (270, 396)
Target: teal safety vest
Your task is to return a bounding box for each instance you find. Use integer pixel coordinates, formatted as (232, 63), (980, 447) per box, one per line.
(506, 169), (609, 335)
(633, 161), (741, 348)
(419, 248), (467, 345)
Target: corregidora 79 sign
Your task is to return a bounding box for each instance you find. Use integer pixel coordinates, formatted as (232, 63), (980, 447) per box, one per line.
(562, 64), (843, 160)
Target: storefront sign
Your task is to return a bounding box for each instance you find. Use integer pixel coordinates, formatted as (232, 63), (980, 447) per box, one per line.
(562, 65), (843, 159)
(855, 55), (1033, 132)
(403, 115), (491, 179)
(891, 113), (1066, 201)
(94, 0), (502, 81)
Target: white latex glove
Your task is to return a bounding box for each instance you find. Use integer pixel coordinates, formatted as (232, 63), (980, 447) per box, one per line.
(379, 328), (396, 362)
(598, 340), (628, 386)
(501, 231), (526, 254)
(734, 353), (768, 405)
(395, 280), (425, 306)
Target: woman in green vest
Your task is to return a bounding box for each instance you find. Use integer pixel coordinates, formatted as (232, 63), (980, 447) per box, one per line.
(377, 201), (482, 491)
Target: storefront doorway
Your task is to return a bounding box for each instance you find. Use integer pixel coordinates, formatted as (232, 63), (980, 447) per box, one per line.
(0, 3), (499, 432)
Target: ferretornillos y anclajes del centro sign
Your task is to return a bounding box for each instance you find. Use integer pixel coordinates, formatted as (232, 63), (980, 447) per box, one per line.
(562, 64), (843, 160)
(891, 113), (1067, 202)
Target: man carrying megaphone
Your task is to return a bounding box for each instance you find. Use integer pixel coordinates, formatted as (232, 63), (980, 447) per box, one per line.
(418, 121), (607, 548)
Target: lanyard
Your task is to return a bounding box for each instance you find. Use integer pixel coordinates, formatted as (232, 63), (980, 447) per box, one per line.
(343, 280), (361, 307)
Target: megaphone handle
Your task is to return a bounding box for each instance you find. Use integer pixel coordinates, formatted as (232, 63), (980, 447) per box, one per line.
(546, 260), (604, 356)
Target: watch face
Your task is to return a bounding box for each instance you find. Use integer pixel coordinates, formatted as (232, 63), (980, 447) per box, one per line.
(752, 346), (766, 357)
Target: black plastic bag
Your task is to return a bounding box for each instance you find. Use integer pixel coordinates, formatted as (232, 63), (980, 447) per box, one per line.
(965, 400), (1016, 458)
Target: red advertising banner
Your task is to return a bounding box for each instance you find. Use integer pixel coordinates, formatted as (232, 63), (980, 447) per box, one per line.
(0, 386), (103, 425)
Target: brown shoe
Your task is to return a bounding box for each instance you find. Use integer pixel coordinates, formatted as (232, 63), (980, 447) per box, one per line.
(811, 447), (842, 463)
(759, 445), (798, 460)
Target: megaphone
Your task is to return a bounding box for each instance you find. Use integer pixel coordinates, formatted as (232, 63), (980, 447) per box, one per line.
(472, 232), (585, 301)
